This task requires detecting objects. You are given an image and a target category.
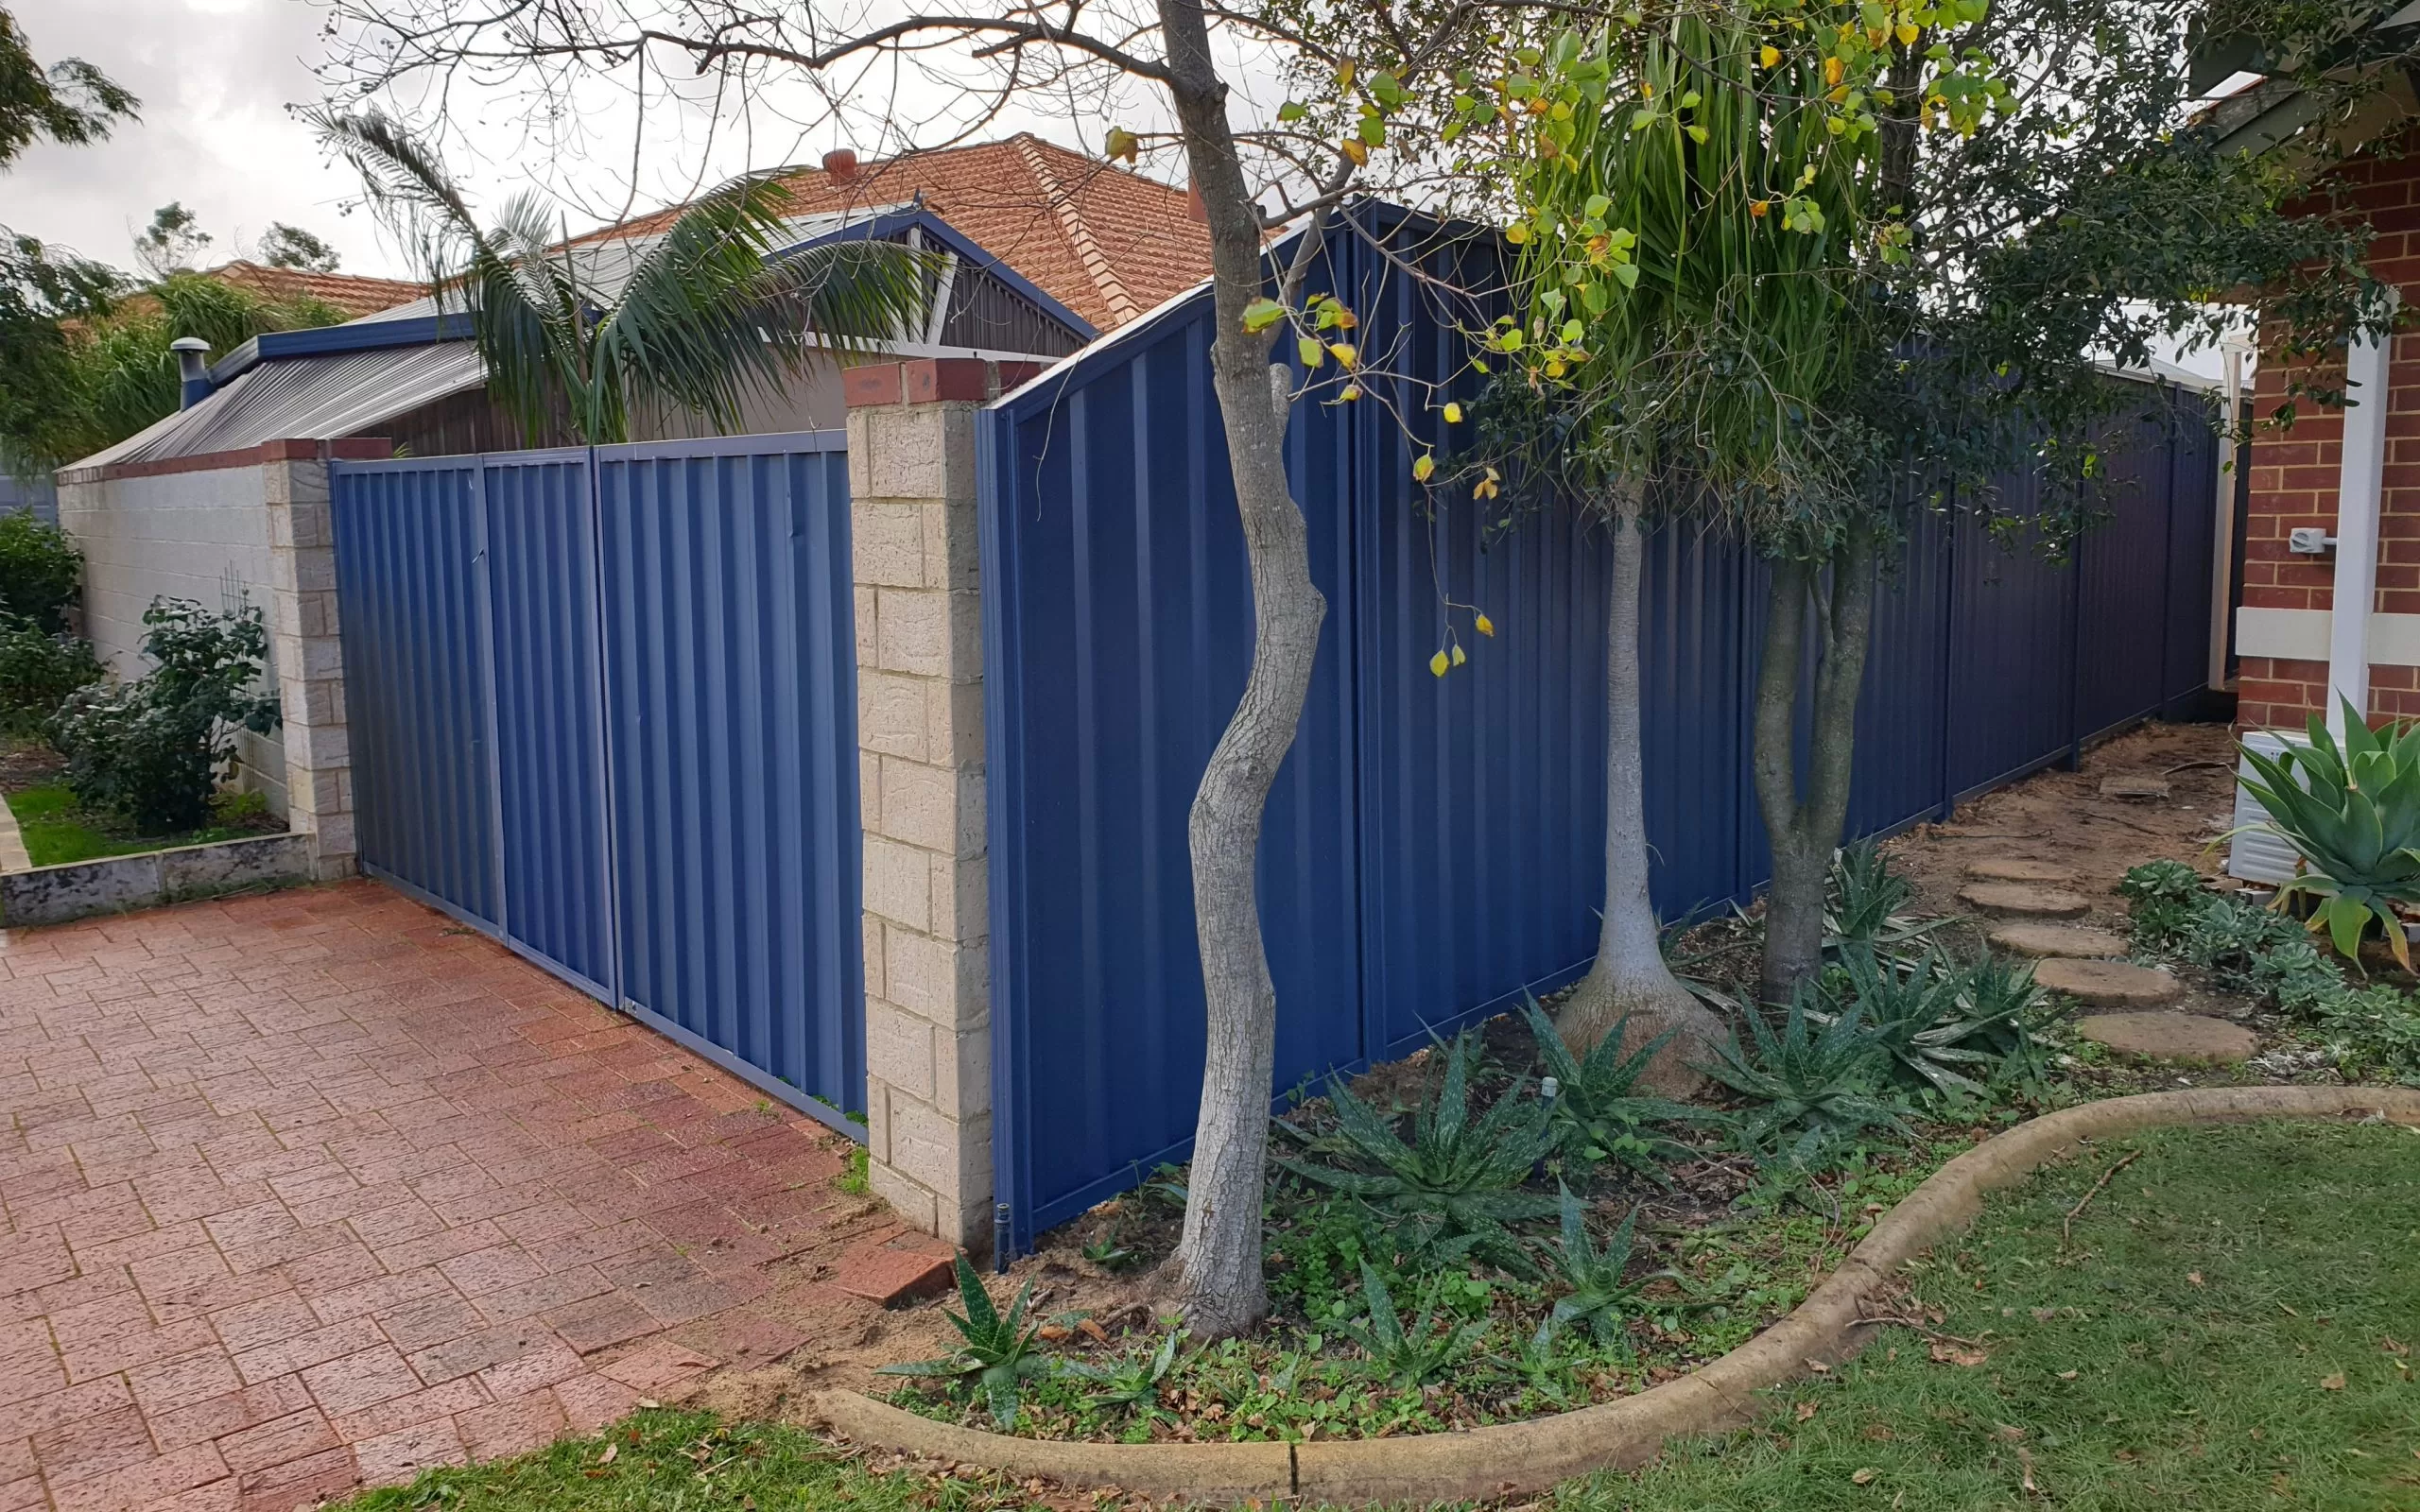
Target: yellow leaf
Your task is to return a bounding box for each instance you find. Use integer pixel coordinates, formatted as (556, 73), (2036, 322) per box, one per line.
(1340, 384), (1361, 401)
(1474, 476), (1498, 500)
(1340, 137), (1368, 166)
(1895, 22), (1919, 44)
(1750, 198), (1771, 217)
(1429, 649), (1450, 678)
(1760, 43), (1781, 67)
(1505, 222), (1530, 245)
(1443, 402), (1463, 423)
(1474, 612), (1495, 637)
(1105, 127), (1141, 163)
(1412, 454), (1435, 482)
(1824, 54), (1845, 86)
(1450, 643), (1466, 666)
(1328, 342), (1358, 369)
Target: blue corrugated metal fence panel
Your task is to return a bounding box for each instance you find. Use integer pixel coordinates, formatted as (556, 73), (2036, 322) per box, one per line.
(330, 458), (499, 925)
(981, 273), (1365, 1239)
(983, 212), (2234, 1254)
(331, 433), (866, 1136)
(482, 450), (616, 997)
(595, 438), (865, 1115)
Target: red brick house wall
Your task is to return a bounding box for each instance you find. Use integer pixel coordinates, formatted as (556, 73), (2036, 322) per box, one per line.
(2238, 149), (2420, 729)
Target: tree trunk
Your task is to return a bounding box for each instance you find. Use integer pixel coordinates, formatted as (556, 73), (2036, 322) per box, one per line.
(1754, 520), (1882, 1005)
(1557, 484), (1722, 1094)
(1155, 0), (1325, 1339)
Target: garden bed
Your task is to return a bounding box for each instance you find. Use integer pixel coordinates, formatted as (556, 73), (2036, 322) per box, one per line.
(0, 737), (304, 924)
(837, 723), (2420, 1454)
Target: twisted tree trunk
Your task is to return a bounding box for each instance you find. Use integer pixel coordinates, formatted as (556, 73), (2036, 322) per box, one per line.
(1557, 483), (1722, 1093)
(1156, 0), (1325, 1339)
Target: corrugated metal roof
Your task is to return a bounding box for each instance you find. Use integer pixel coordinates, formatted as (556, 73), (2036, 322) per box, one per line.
(69, 343), (486, 472)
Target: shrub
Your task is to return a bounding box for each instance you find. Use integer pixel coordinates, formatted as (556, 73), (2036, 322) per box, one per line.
(2121, 861), (2420, 1087)
(0, 512), (83, 632)
(0, 620), (98, 733)
(2236, 703), (2420, 968)
(51, 598), (278, 833)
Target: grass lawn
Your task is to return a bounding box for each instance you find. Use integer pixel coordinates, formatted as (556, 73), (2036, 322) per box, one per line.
(6, 782), (266, 867)
(340, 1120), (2420, 1512)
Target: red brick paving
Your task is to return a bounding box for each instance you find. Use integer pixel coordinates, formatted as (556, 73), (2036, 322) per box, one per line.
(0, 882), (904, 1512)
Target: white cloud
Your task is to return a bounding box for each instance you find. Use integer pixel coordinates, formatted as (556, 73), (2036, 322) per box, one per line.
(6, 0), (416, 275)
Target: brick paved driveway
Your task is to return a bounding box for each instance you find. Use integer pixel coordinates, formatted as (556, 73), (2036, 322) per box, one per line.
(0, 882), (911, 1512)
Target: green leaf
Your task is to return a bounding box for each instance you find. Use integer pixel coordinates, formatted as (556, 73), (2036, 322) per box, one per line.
(1240, 298), (1286, 333)
(1277, 101), (1307, 122)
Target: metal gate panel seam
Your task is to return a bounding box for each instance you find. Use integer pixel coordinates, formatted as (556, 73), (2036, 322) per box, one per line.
(332, 436), (864, 1140)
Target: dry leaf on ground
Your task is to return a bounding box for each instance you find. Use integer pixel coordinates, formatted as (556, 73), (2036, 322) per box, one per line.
(1930, 1342), (1989, 1367)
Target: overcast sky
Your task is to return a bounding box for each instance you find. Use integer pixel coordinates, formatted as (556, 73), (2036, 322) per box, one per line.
(6, 0), (425, 276)
(1, 0), (1186, 284)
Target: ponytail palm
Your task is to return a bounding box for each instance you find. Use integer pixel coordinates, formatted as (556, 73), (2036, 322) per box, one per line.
(1475, 9), (1873, 1082)
(313, 108), (934, 444)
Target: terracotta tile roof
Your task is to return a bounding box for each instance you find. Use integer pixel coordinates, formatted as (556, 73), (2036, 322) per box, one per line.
(567, 134), (1212, 332)
(203, 261), (425, 319)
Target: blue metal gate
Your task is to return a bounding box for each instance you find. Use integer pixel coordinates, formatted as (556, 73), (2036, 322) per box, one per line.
(330, 434), (865, 1131)
(980, 214), (2230, 1248)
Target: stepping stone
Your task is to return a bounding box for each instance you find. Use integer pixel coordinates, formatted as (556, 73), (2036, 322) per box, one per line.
(1959, 883), (2093, 919)
(2034, 958), (2181, 1006)
(1965, 858), (2077, 885)
(2076, 1011), (2256, 1064)
(1989, 923), (2132, 959)
(2100, 773), (2172, 801)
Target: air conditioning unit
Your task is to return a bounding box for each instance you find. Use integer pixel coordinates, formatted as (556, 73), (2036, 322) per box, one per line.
(2227, 729), (2306, 885)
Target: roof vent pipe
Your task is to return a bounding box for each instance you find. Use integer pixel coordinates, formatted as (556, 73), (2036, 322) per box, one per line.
(821, 148), (858, 182)
(170, 336), (213, 410)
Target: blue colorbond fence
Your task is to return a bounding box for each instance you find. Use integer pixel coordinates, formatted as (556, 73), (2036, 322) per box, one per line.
(330, 434), (865, 1131)
(980, 214), (2228, 1250)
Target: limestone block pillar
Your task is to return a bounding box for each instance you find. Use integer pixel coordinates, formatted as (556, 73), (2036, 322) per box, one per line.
(845, 358), (1032, 1250)
(260, 439), (363, 882)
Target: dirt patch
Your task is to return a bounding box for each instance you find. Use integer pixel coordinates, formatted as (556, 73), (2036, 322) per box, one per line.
(1881, 721), (2256, 1025)
(0, 736), (63, 792)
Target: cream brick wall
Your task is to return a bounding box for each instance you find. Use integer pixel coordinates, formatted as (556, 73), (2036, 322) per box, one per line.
(57, 467), (290, 814)
(848, 389), (994, 1249)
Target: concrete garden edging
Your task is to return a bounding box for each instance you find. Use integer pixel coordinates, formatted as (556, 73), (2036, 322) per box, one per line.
(815, 1085), (2420, 1503)
(0, 833), (314, 926)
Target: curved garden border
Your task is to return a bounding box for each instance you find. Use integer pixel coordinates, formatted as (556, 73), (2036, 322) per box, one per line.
(814, 1085), (2420, 1504)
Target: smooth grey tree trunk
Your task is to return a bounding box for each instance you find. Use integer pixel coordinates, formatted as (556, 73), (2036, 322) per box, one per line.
(1558, 485), (1721, 1091)
(1753, 520), (1881, 1005)
(1156, 0), (1325, 1339)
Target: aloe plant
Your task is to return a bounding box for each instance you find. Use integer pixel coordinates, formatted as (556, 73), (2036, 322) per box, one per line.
(1063, 1329), (1184, 1418)
(1825, 840), (1948, 954)
(2237, 701), (2420, 969)
(1532, 1185), (1668, 1353)
(1280, 1031), (1557, 1270)
(1699, 989), (1904, 1146)
(873, 1255), (1053, 1428)
(1522, 995), (1720, 1181)
(1332, 1261), (1491, 1388)
(1825, 947), (2005, 1098)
